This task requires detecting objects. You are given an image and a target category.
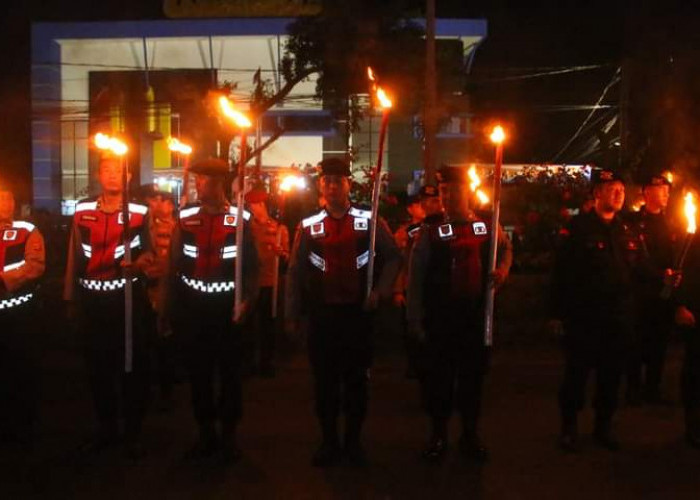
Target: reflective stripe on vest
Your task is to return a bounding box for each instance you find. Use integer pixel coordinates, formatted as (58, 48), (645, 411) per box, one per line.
(356, 250), (370, 269)
(0, 292), (33, 310)
(222, 245), (237, 259)
(302, 210), (328, 228)
(180, 275), (235, 293)
(183, 244), (198, 258)
(114, 235), (142, 259)
(3, 259), (25, 272)
(81, 243), (92, 258)
(12, 221), (36, 232)
(78, 278), (136, 291)
(308, 251), (326, 271)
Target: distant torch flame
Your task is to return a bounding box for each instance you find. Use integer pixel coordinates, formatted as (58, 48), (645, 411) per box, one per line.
(367, 66), (393, 110)
(167, 137), (192, 155)
(94, 132), (128, 156)
(219, 96), (252, 128)
(490, 125), (505, 145)
(684, 192), (697, 234)
(367, 67), (376, 82)
(280, 174), (307, 192)
(467, 165), (490, 204)
(663, 171), (674, 185)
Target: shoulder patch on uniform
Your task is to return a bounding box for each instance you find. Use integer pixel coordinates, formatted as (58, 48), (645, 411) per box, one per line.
(438, 224), (454, 239)
(354, 218), (369, 231)
(302, 210), (327, 228)
(179, 206), (201, 219)
(75, 201), (98, 213)
(349, 207), (372, 219)
(310, 222), (325, 238)
(3, 229), (18, 241)
(472, 222), (487, 235)
(223, 214), (237, 227)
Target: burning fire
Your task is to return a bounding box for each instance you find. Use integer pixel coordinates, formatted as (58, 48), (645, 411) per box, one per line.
(279, 174), (307, 192)
(467, 165), (490, 205)
(490, 125), (506, 145)
(684, 192), (697, 234)
(663, 170), (674, 185)
(167, 137), (192, 155)
(219, 96), (252, 128)
(94, 133), (128, 156)
(367, 66), (393, 110)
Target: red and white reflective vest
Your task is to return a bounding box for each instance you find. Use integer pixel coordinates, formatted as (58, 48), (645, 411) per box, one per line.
(73, 198), (147, 291)
(0, 220), (37, 309)
(177, 205), (250, 294)
(302, 206), (372, 304)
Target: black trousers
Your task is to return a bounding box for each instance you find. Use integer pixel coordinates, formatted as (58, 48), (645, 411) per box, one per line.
(0, 303), (37, 435)
(559, 319), (629, 424)
(424, 305), (489, 434)
(308, 304), (372, 438)
(250, 286), (276, 370)
(80, 290), (150, 439)
(682, 325), (700, 411)
(178, 290), (242, 426)
(628, 297), (672, 396)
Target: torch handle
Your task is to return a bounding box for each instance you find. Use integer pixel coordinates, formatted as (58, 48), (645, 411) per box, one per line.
(180, 156), (190, 208)
(272, 226), (281, 318)
(234, 132), (247, 322)
(660, 233), (693, 300)
(484, 144), (504, 347)
(122, 156), (133, 373)
(366, 111), (389, 303)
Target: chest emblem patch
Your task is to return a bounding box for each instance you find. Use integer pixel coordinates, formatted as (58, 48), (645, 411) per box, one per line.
(438, 224), (454, 239)
(472, 222), (487, 236)
(3, 230), (17, 241)
(224, 215), (237, 227)
(354, 218), (369, 231)
(310, 222), (325, 238)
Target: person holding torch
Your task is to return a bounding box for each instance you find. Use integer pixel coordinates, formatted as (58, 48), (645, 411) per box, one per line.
(63, 149), (154, 460)
(285, 157), (400, 467)
(158, 158), (259, 464)
(406, 165), (512, 464)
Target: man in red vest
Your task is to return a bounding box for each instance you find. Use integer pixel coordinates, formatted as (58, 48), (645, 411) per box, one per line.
(0, 180), (45, 444)
(407, 165), (512, 464)
(286, 157), (401, 467)
(160, 158), (259, 464)
(64, 154), (153, 459)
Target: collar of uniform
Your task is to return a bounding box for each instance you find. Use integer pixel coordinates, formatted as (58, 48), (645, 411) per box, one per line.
(323, 203), (353, 220)
(444, 210), (478, 224)
(0, 220), (12, 230)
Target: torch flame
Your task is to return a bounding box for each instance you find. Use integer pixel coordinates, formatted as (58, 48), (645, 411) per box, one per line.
(167, 137), (192, 155)
(684, 192), (697, 234)
(663, 170), (674, 185)
(376, 87), (393, 109)
(280, 174), (307, 192)
(94, 132), (128, 156)
(467, 165), (489, 204)
(367, 67), (376, 83)
(219, 96), (252, 128)
(490, 125), (505, 145)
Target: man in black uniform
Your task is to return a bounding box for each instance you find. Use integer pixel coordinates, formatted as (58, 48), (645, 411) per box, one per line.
(286, 157), (401, 467)
(407, 165), (512, 463)
(626, 173), (675, 405)
(551, 169), (673, 452)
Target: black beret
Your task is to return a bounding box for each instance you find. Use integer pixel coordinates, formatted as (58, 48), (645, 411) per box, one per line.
(189, 158), (230, 177)
(641, 172), (672, 188)
(436, 165), (468, 184)
(139, 184), (174, 202)
(318, 157), (351, 177)
(591, 169), (624, 187)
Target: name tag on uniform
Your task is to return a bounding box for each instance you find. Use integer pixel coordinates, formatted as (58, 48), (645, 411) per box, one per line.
(2, 230), (17, 241)
(184, 218), (202, 227)
(80, 215), (97, 222)
(354, 218), (369, 231)
(472, 222), (487, 235)
(310, 222), (325, 238)
(438, 224), (454, 240)
(223, 215), (237, 227)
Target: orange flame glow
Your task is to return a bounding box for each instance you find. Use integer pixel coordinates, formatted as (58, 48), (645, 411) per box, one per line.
(367, 66), (393, 110)
(663, 170), (674, 185)
(219, 96), (252, 128)
(490, 125), (506, 145)
(94, 133), (128, 156)
(684, 192), (697, 234)
(167, 137), (192, 155)
(467, 165), (489, 204)
(367, 67), (376, 82)
(279, 174), (307, 192)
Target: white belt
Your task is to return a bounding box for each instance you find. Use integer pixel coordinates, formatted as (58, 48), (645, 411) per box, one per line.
(180, 275), (235, 294)
(0, 292), (34, 310)
(79, 278), (136, 292)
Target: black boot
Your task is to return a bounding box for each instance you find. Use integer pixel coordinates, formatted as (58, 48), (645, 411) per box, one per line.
(685, 409), (700, 449)
(559, 414), (578, 452)
(185, 422), (219, 460)
(422, 418), (448, 463)
(220, 422), (242, 464)
(459, 432), (488, 463)
(593, 416), (620, 451)
(80, 420), (119, 454)
(312, 419), (341, 467)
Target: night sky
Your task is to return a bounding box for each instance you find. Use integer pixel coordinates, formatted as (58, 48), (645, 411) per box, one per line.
(1, 0), (698, 202)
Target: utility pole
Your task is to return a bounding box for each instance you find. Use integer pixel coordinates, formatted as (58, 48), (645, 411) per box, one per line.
(424, 0), (437, 184)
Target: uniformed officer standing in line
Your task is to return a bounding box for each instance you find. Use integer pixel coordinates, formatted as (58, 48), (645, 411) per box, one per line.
(550, 169), (673, 452)
(0, 181), (45, 445)
(64, 155), (154, 459)
(626, 173), (675, 405)
(159, 158), (259, 463)
(245, 186), (289, 378)
(285, 157), (401, 467)
(407, 165), (512, 464)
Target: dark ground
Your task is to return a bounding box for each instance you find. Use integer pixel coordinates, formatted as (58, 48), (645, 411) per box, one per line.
(2, 274), (699, 500)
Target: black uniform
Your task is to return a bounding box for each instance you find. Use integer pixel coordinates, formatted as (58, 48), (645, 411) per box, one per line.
(626, 206), (675, 403)
(552, 210), (652, 437)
